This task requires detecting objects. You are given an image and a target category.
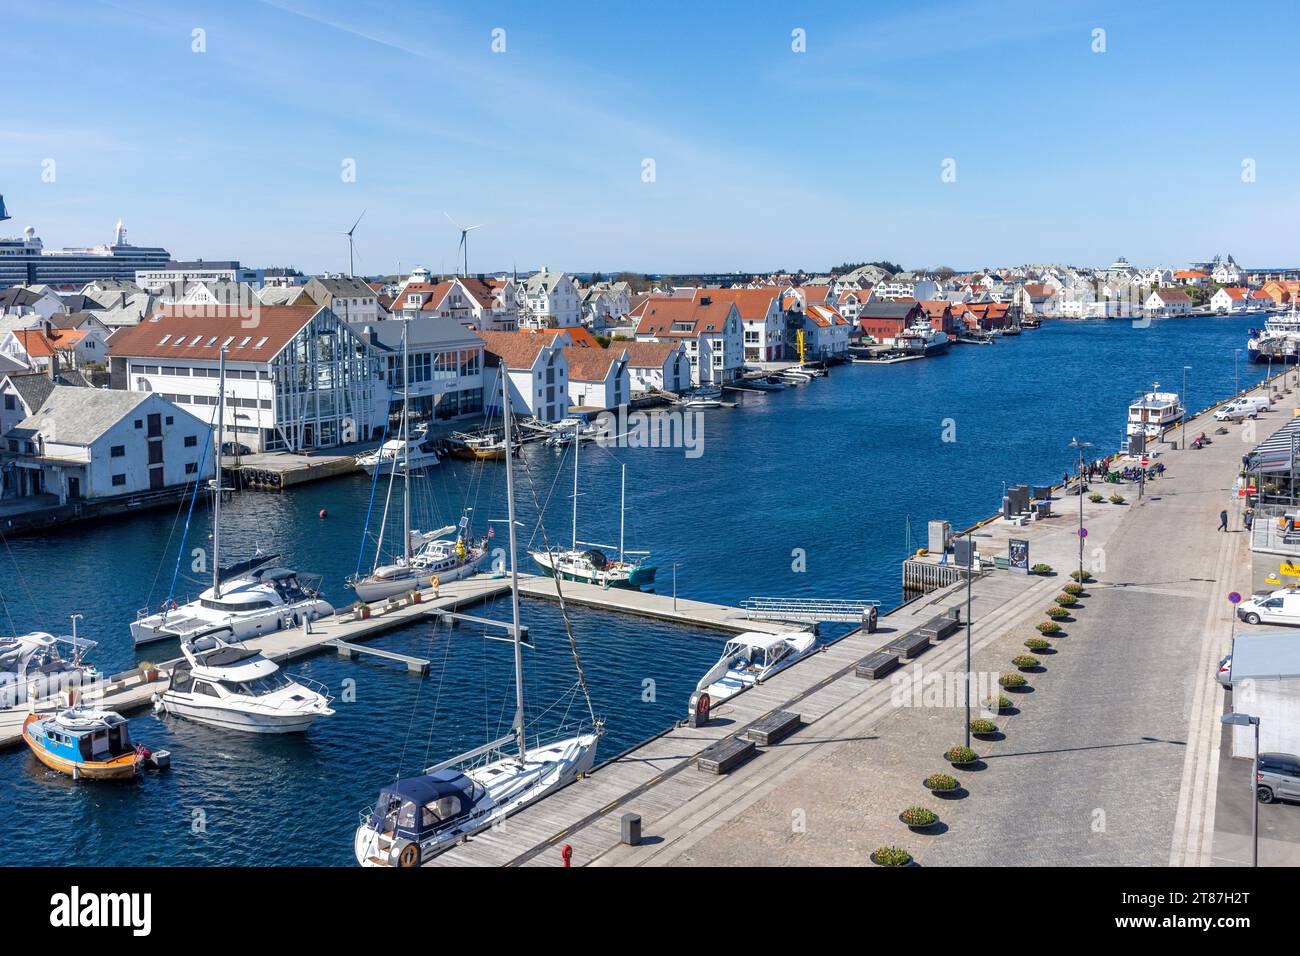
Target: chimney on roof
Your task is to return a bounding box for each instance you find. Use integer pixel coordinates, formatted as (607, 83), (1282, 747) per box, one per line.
(46, 347), (59, 382)
(700, 295), (712, 306)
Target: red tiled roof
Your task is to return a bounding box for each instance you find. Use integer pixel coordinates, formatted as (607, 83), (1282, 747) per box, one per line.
(107, 305), (320, 360)
(633, 296), (736, 337)
(695, 287), (779, 322)
(537, 326), (601, 349)
(619, 340), (682, 367)
(563, 345), (624, 382)
(478, 330), (559, 370)
(10, 327), (88, 358)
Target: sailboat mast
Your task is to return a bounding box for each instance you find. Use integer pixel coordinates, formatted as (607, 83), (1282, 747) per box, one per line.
(213, 348), (226, 600)
(571, 420), (579, 550)
(501, 367), (527, 761)
(619, 464), (626, 563)
(402, 325), (411, 564)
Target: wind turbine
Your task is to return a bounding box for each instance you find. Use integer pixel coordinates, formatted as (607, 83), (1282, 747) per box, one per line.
(342, 210), (366, 277)
(445, 212), (483, 277)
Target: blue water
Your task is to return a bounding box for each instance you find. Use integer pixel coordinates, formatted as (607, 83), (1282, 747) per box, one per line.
(0, 316), (1269, 865)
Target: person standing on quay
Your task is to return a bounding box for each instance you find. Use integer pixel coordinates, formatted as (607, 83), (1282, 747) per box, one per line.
(1219, 509), (1229, 532)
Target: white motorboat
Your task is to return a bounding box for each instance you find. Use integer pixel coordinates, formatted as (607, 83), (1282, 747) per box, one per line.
(131, 350), (334, 646)
(0, 629), (100, 711)
(354, 362), (601, 867)
(158, 633), (333, 733)
(695, 631), (817, 704)
(1126, 385), (1184, 440)
(356, 430), (440, 475)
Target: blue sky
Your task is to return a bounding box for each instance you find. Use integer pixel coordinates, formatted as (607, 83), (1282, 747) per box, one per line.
(4, 0), (1299, 274)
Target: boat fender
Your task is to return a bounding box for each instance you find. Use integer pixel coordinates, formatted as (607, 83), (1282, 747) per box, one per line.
(319, 509), (328, 519)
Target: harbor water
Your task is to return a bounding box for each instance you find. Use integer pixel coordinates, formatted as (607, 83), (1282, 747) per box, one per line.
(0, 315), (1271, 865)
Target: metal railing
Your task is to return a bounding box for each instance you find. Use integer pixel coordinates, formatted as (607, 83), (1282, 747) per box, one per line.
(739, 597), (881, 623)
(1250, 503), (1300, 557)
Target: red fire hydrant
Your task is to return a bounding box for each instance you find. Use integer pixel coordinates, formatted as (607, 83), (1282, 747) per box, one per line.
(561, 844), (573, 868)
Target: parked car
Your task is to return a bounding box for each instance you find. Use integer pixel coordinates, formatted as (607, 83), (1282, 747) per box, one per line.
(1216, 654), (1233, 687)
(221, 441), (253, 456)
(1236, 589), (1300, 626)
(1215, 405), (1258, 422)
(1257, 753), (1300, 804)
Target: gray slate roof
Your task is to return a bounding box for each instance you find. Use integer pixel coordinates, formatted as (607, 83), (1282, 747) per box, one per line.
(10, 386), (150, 447)
(1231, 631), (1300, 681)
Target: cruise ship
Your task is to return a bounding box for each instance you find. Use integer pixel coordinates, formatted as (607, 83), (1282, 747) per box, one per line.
(0, 195), (170, 290)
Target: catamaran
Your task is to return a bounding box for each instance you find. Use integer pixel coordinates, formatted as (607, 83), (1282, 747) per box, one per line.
(130, 349), (333, 647)
(353, 369), (601, 867)
(529, 426), (656, 590)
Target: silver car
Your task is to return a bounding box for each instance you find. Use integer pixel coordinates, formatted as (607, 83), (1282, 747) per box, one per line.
(1257, 753), (1300, 805)
(1216, 654), (1232, 687)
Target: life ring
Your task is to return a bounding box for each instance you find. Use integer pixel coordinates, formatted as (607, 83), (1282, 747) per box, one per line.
(396, 842), (421, 868)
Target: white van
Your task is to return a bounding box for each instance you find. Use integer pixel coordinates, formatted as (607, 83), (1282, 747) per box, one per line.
(1235, 396), (1271, 413)
(1215, 404), (1258, 422)
(1237, 588), (1300, 626)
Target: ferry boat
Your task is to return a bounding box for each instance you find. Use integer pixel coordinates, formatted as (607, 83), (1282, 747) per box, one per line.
(1126, 386), (1185, 440)
(159, 634), (334, 733)
(1247, 312), (1300, 364)
(895, 323), (951, 356)
(22, 708), (168, 780)
(695, 631), (817, 704)
(354, 369), (600, 867)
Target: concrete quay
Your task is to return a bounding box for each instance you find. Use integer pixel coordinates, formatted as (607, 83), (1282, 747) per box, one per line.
(416, 375), (1292, 867)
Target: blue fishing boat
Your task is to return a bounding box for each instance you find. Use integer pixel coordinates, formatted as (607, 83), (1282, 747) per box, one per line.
(22, 708), (168, 780)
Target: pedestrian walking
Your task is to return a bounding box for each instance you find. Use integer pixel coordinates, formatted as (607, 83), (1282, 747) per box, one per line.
(1244, 509), (1254, 532)
(1218, 509), (1229, 532)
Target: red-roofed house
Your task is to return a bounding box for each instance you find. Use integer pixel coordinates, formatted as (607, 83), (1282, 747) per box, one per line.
(621, 340), (691, 395)
(696, 288), (784, 361)
(479, 330), (569, 422)
(918, 301), (958, 335)
(564, 346), (629, 411)
(1211, 286), (1251, 314)
(632, 294), (743, 385)
(1, 322), (106, 372)
(1143, 288), (1193, 317)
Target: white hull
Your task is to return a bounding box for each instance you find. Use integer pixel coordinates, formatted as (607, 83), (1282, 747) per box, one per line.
(354, 732), (599, 866)
(131, 597), (333, 647)
(159, 695), (329, 733)
(351, 555), (485, 603)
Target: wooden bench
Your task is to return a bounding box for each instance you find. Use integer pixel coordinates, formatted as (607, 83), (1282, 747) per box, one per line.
(696, 736), (756, 774)
(745, 710), (801, 747)
(918, 614), (961, 642)
(882, 630), (932, 660)
(855, 651), (900, 679)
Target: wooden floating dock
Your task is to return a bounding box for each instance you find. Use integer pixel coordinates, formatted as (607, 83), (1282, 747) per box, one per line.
(0, 572), (790, 751)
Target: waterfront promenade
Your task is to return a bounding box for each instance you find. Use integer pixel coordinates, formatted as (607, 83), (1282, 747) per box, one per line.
(418, 376), (1287, 867)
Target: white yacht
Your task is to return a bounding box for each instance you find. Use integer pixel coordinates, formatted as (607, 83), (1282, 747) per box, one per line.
(695, 631), (817, 704)
(356, 428), (440, 475)
(158, 634), (333, 733)
(1126, 386), (1184, 440)
(0, 631), (99, 711)
(132, 557), (332, 647)
(354, 361), (601, 867)
(895, 323), (951, 357)
(131, 349), (334, 646)
(350, 520), (488, 603)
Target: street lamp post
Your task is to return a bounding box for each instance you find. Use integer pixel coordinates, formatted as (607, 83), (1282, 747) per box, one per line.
(964, 529), (973, 749)
(672, 562), (684, 611)
(1069, 438), (1092, 584)
(1182, 365), (1192, 451)
(1234, 349), (1241, 397)
(1221, 712), (1261, 867)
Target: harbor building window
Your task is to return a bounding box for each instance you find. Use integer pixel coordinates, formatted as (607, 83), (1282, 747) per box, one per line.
(111, 474), (126, 486)
(184, 435), (198, 447)
(110, 445), (125, 458)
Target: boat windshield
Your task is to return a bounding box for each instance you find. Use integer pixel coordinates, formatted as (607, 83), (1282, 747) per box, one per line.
(220, 671), (295, 697)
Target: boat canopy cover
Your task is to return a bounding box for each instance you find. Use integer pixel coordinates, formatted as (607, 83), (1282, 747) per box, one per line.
(252, 567), (298, 582)
(217, 554), (280, 585)
(582, 549), (608, 569)
(372, 769), (488, 841)
(197, 646), (263, 667)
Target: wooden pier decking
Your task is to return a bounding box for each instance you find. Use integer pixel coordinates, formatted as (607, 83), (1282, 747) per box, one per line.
(0, 573), (791, 751)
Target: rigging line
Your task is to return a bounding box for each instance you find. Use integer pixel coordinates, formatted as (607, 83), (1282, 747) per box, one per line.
(353, 376), (396, 579)
(164, 423), (215, 608)
(421, 619), (457, 769)
(144, 453), (203, 611)
(0, 525), (55, 636)
(516, 449), (598, 726)
(393, 613), (443, 780)
(523, 440), (572, 552)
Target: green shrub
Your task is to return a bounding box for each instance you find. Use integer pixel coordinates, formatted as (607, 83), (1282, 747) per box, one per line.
(970, 718), (997, 735)
(872, 846), (911, 866)
(1109, 494), (1126, 504)
(1012, 655), (1040, 669)
(945, 745), (978, 764)
(925, 773), (958, 791)
(1036, 621), (1061, 634)
(1088, 492), (1104, 503)
(900, 806), (937, 827)
(1031, 563), (1053, 574)
(1046, 606), (1069, 619)
(1070, 570), (1093, 582)
(1063, 582), (1085, 595)
(1025, 637), (1050, 650)
(983, 695), (1012, 712)
(1055, 593), (1078, 607)
(1000, 673), (1027, 688)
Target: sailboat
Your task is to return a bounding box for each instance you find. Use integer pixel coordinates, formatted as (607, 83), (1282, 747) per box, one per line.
(352, 368), (601, 867)
(348, 324), (488, 603)
(130, 349), (333, 647)
(528, 424), (656, 590)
